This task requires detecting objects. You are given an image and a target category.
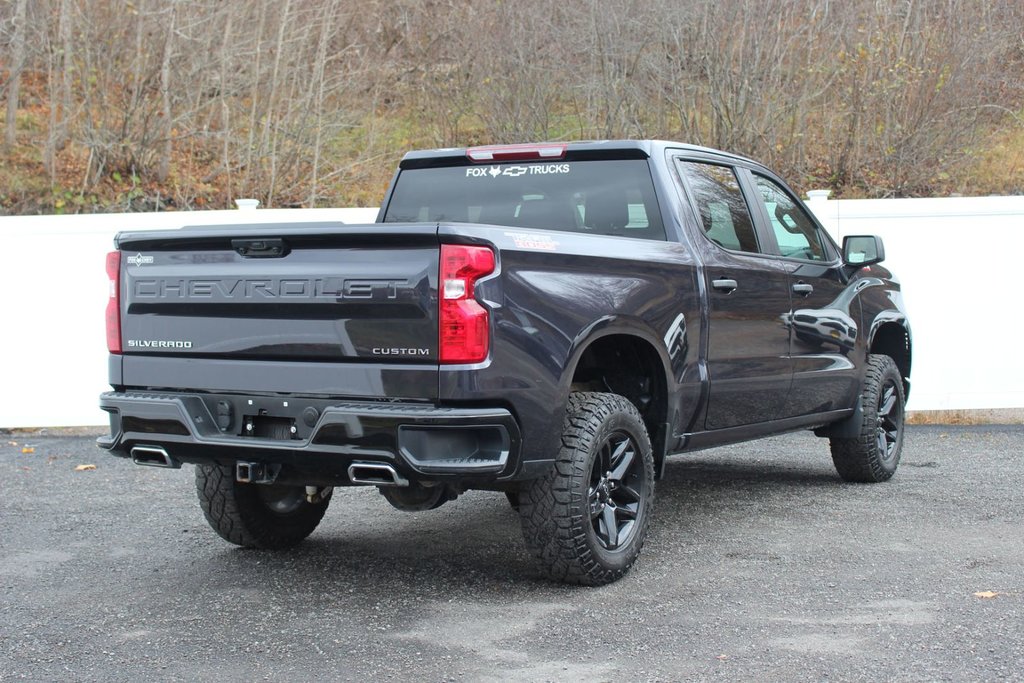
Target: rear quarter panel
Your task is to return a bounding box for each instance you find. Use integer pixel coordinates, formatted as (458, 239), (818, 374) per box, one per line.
(437, 223), (703, 472)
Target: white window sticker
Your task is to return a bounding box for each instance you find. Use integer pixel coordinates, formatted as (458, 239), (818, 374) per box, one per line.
(504, 231), (560, 251)
(466, 164), (571, 179)
(527, 164), (570, 176)
(466, 166), (503, 178)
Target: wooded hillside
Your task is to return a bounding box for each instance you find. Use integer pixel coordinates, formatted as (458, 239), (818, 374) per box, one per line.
(2, 0), (1023, 214)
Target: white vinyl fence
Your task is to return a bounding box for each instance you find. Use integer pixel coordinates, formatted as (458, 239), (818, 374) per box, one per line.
(1, 207), (377, 428)
(808, 193), (1024, 419)
(1, 196), (1021, 427)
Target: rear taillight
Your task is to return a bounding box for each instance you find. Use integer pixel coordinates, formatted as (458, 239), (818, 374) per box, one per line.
(439, 245), (495, 364)
(106, 251), (121, 354)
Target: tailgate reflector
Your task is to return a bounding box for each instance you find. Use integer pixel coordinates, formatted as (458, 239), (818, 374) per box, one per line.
(439, 245), (495, 364)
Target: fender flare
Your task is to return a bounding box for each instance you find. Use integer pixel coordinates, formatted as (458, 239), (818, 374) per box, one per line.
(558, 315), (677, 476)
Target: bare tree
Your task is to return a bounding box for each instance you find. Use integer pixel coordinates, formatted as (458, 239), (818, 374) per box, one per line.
(3, 0), (28, 149)
(2, 0), (1023, 214)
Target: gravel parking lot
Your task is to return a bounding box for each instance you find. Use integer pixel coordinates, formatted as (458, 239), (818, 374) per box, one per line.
(1, 426), (1021, 682)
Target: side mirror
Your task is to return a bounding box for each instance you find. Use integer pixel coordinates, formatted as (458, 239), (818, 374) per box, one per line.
(842, 235), (885, 267)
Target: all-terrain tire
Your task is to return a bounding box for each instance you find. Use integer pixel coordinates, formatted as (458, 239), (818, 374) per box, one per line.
(195, 463), (331, 549)
(830, 354), (906, 483)
(518, 392), (655, 585)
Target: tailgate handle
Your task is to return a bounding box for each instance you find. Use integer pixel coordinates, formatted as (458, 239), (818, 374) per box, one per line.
(232, 238), (289, 258)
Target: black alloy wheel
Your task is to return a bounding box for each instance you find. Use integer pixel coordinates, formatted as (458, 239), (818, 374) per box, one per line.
(588, 430), (647, 551)
(875, 377), (903, 464)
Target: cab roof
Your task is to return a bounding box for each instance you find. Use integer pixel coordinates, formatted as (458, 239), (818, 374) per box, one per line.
(398, 140), (761, 170)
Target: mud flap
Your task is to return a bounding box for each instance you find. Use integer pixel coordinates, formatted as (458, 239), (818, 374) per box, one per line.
(654, 422), (670, 479)
(814, 397), (864, 439)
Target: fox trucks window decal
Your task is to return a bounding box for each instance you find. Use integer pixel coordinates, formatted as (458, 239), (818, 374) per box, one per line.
(465, 164), (570, 179)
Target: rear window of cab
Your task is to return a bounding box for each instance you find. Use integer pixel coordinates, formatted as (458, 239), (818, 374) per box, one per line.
(383, 159), (666, 241)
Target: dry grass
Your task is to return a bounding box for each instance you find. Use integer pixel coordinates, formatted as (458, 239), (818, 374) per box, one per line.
(906, 409), (1024, 425)
(958, 118), (1024, 196)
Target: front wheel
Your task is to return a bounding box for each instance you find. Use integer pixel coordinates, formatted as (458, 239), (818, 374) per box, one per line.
(195, 463), (331, 549)
(518, 392), (655, 585)
(830, 354), (906, 483)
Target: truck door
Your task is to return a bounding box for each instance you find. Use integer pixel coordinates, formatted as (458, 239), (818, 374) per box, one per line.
(674, 160), (793, 430)
(744, 172), (862, 417)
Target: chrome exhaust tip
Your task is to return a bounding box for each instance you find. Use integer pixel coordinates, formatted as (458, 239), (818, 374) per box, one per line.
(347, 462), (409, 487)
(130, 445), (180, 469)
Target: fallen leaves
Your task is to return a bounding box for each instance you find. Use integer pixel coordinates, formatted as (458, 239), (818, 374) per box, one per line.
(974, 591), (1000, 599)
(21, 446), (35, 454)
(74, 464), (97, 472)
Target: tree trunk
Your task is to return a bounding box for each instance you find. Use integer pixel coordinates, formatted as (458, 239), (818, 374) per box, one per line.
(4, 0), (30, 149)
(157, 3), (177, 182)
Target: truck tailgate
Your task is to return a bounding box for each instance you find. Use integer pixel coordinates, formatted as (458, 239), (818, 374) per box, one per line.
(114, 223), (439, 395)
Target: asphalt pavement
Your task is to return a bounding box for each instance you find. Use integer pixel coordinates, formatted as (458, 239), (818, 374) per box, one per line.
(1, 426), (1021, 682)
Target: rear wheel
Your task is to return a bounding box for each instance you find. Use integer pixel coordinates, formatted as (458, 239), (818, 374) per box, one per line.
(519, 392), (654, 585)
(830, 354), (906, 482)
(195, 463), (331, 549)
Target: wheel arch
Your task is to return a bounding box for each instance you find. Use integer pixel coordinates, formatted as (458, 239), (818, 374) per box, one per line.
(561, 320), (674, 476)
(816, 314), (911, 441)
(868, 319), (912, 399)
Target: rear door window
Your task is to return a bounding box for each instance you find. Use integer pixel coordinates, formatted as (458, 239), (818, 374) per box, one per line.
(383, 159), (666, 240)
(676, 161), (762, 254)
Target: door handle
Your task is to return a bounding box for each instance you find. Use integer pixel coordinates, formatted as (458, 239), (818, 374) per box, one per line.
(792, 282), (814, 296)
(712, 278), (738, 293)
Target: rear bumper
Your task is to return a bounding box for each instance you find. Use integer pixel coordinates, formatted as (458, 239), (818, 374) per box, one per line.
(98, 391), (527, 484)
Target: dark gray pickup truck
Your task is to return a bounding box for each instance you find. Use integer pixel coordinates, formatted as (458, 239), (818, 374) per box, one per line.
(99, 140), (911, 585)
